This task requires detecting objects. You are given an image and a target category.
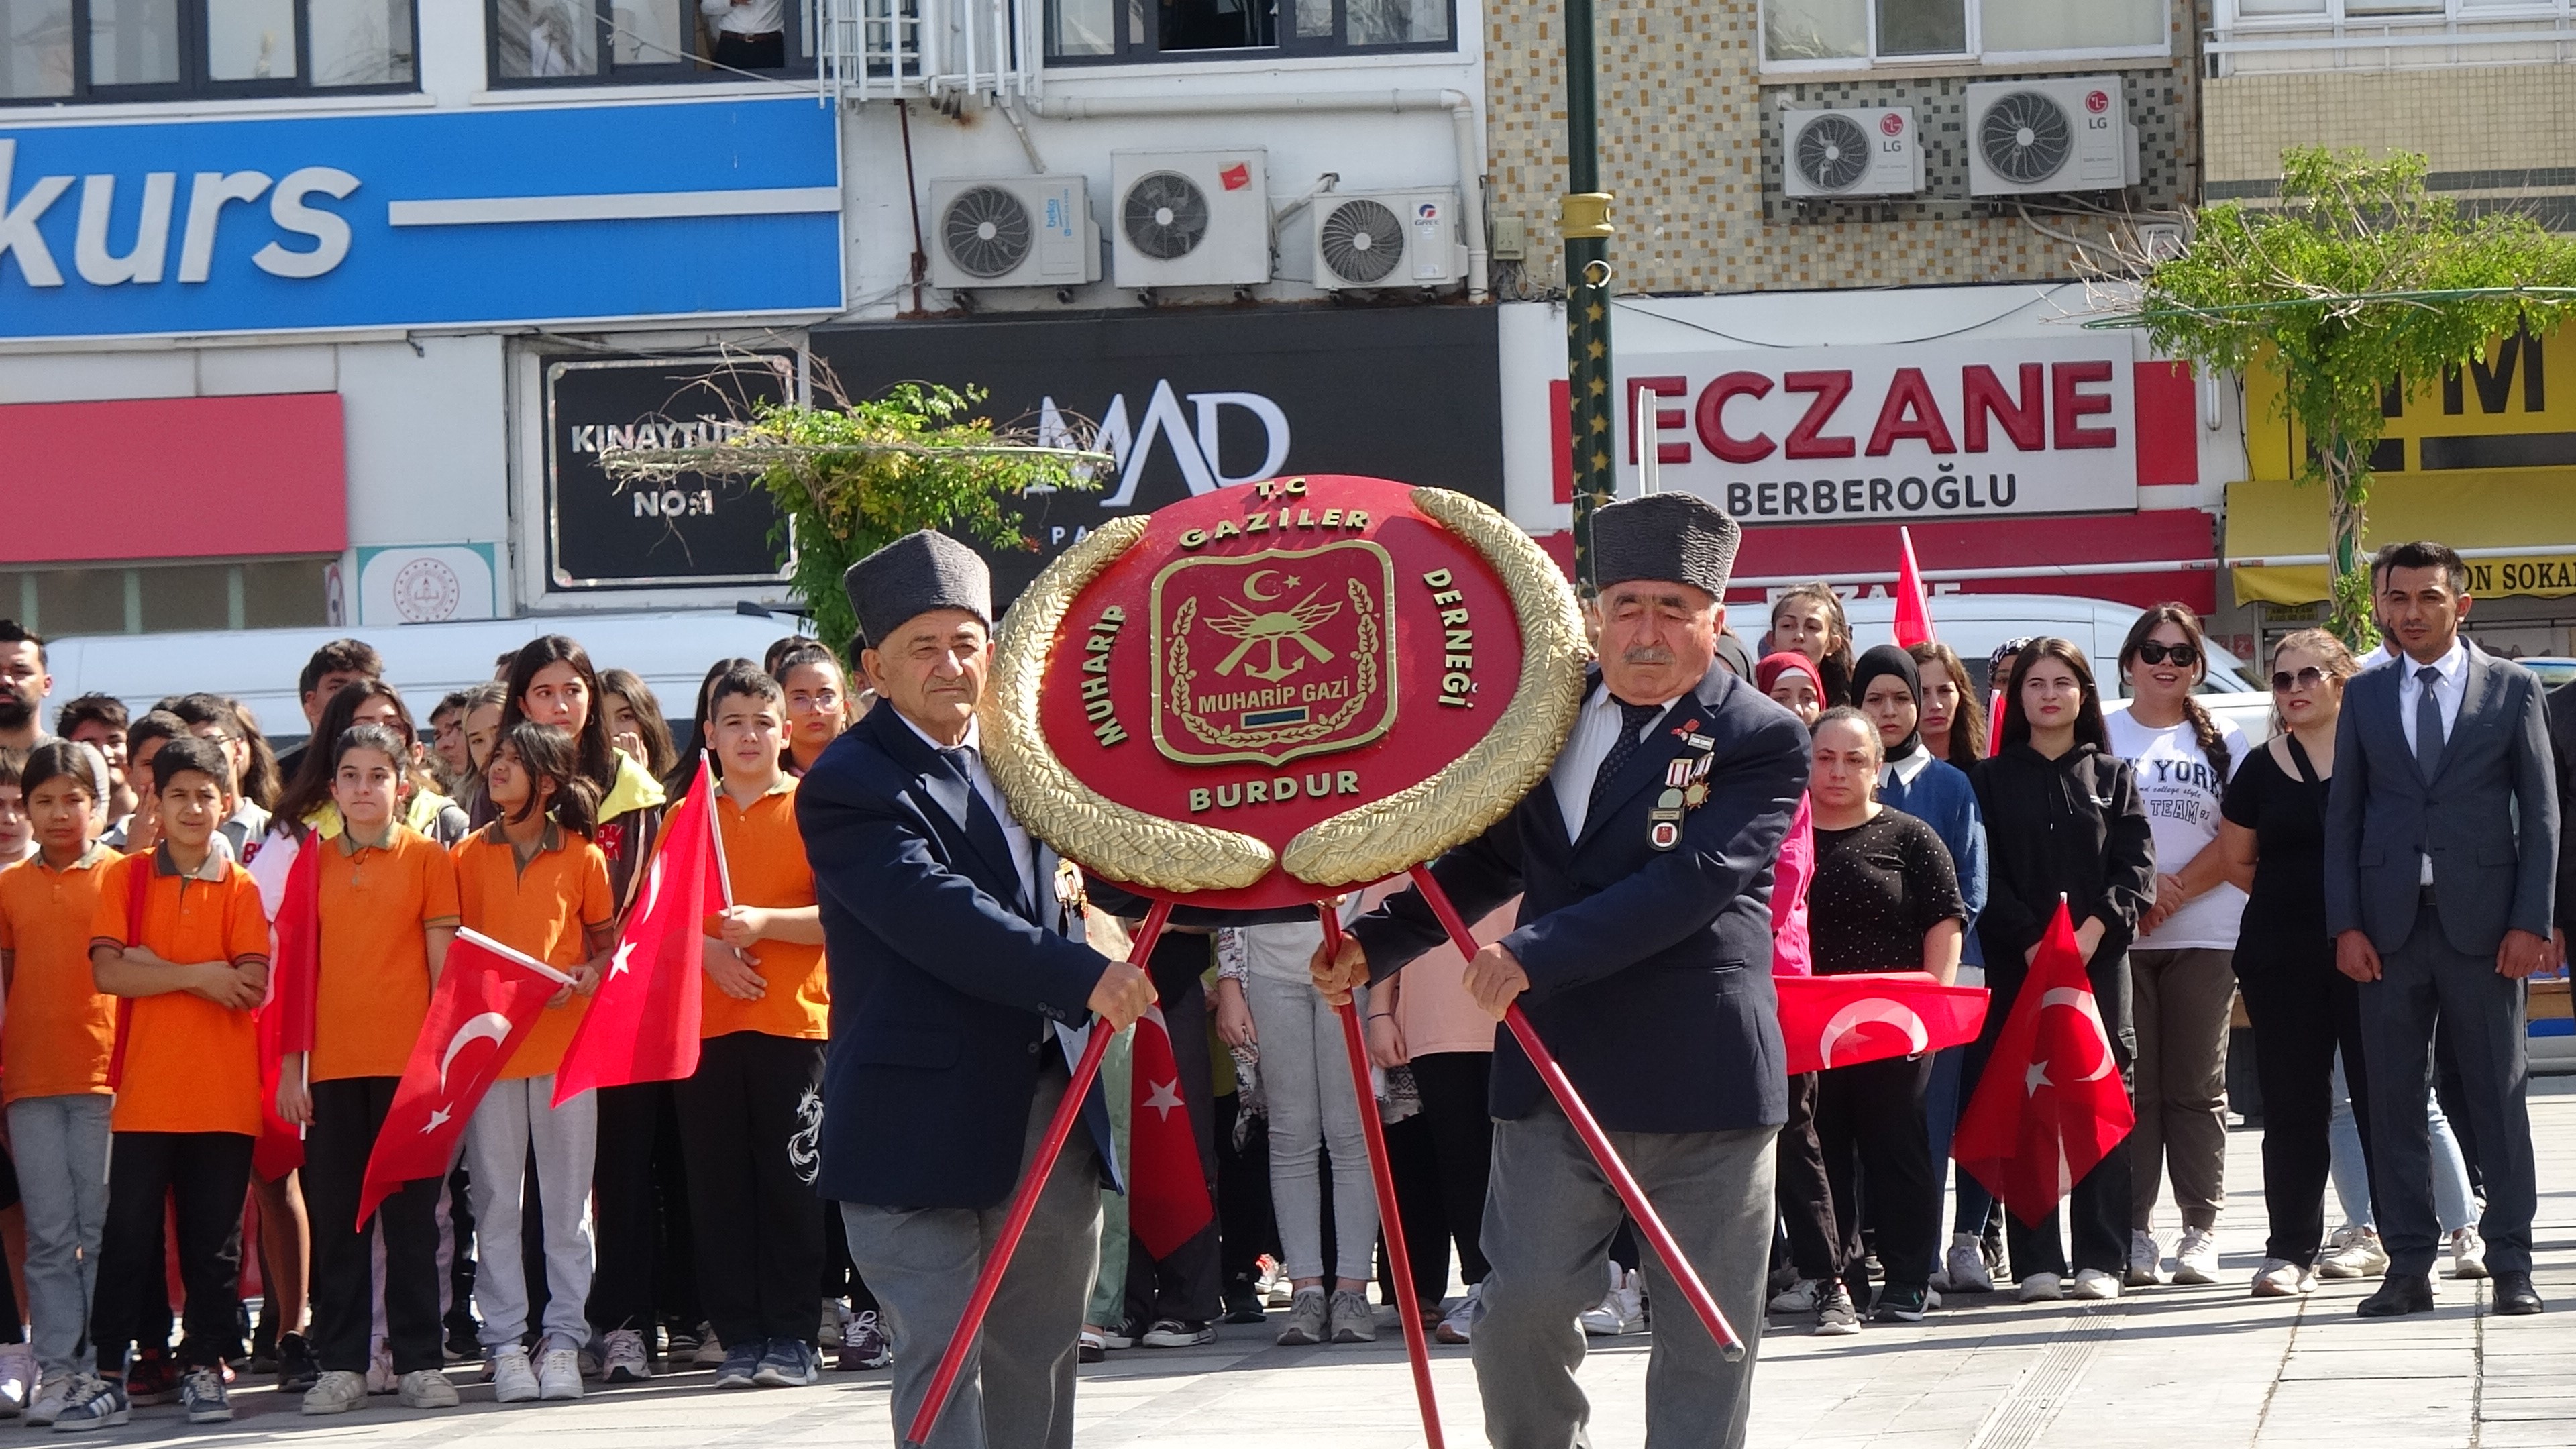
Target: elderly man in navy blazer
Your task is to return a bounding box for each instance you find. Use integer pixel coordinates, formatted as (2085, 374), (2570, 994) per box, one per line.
(1314, 492), (1809, 1449)
(798, 530), (1157, 1449)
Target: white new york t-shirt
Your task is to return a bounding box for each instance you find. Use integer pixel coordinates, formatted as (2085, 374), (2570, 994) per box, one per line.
(2106, 709), (2251, 952)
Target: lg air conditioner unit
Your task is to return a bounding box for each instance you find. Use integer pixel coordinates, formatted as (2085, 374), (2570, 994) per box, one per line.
(1780, 107), (1923, 200)
(1964, 77), (2139, 197)
(1111, 148), (1272, 290)
(927, 176), (1101, 290)
(1311, 188), (1468, 291)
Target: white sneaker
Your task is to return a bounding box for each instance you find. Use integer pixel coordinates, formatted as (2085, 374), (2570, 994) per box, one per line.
(24, 1370), (73, 1428)
(1945, 1234), (1995, 1293)
(2317, 1224), (2388, 1279)
(300, 1370), (368, 1416)
(601, 1328), (650, 1384)
(2450, 1226), (2489, 1280)
(537, 1346), (583, 1401)
(0, 1341), (31, 1417)
(2126, 1229), (2168, 1287)
(490, 1348), (540, 1404)
(2173, 1226), (2220, 1285)
(1436, 1283), (1481, 1345)
(2072, 1268), (2123, 1300)
(1579, 1267), (1645, 1336)
(692, 1328), (725, 1369)
(1767, 1277), (1821, 1314)
(366, 1335), (398, 1394)
(2017, 1273), (2064, 1303)
(397, 1369), (458, 1409)
(2251, 1259), (2316, 1297)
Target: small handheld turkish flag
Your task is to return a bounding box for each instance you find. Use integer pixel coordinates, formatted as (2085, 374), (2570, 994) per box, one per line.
(1776, 970), (1987, 1076)
(357, 928), (572, 1229)
(1893, 527), (1936, 649)
(1127, 1006), (1214, 1260)
(254, 836), (323, 1180)
(1950, 901), (2135, 1227)
(552, 758), (726, 1106)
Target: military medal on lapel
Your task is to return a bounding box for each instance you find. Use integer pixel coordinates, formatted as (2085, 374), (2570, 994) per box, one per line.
(1648, 751), (1715, 851)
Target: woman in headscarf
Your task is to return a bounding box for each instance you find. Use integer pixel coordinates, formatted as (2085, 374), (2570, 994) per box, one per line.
(1756, 651), (1825, 728)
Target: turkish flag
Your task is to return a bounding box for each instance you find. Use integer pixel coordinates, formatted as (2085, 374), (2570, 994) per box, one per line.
(1894, 526), (1936, 649)
(357, 928), (570, 1228)
(1776, 970), (1988, 1076)
(1950, 902), (2135, 1227)
(254, 836), (321, 1179)
(552, 759), (725, 1105)
(1127, 1007), (1213, 1260)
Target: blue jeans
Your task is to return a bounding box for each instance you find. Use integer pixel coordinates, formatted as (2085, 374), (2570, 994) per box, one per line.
(2328, 1049), (2475, 1235)
(7, 1095), (111, 1377)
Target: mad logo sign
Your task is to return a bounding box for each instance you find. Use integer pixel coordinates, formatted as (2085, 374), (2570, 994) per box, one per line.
(983, 476), (1587, 910)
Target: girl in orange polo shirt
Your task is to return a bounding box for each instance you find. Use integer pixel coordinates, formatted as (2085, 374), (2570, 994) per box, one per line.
(453, 722), (610, 1408)
(0, 743), (118, 1424)
(674, 667), (832, 1390)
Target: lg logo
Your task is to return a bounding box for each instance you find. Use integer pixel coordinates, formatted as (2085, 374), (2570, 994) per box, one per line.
(1033, 379), (1292, 507)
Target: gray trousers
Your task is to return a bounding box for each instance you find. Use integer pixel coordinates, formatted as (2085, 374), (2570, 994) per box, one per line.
(2357, 903), (2538, 1278)
(2127, 947), (2235, 1232)
(1472, 1102), (1776, 1449)
(842, 1068), (1103, 1449)
(7, 1094), (112, 1377)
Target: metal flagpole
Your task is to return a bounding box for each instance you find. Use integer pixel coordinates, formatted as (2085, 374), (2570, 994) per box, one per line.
(1562, 0), (1615, 595)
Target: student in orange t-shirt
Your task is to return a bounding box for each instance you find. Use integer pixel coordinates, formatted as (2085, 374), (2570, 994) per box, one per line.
(453, 722), (610, 1407)
(674, 667), (831, 1389)
(66, 737), (270, 1432)
(271, 722), (463, 1417)
(0, 742), (118, 1421)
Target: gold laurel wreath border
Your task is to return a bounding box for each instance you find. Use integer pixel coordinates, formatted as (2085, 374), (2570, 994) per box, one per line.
(980, 489), (1589, 896)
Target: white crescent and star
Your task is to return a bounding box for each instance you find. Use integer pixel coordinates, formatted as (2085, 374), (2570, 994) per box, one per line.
(1244, 568), (1281, 601)
(1817, 998), (1929, 1069)
(606, 938), (639, 980)
(1143, 1079), (1185, 1120)
(437, 1012), (514, 1090)
(2037, 987), (2116, 1082)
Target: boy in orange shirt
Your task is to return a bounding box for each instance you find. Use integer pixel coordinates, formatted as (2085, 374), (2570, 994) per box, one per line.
(62, 737), (270, 1432)
(0, 743), (117, 1423)
(675, 667), (831, 1390)
(273, 722), (463, 1416)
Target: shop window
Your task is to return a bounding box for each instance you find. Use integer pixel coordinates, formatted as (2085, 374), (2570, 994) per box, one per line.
(0, 0), (413, 102)
(6, 557), (331, 639)
(1046, 0), (1451, 64)
(488, 0), (815, 85)
(1762, 0), (2164, 67)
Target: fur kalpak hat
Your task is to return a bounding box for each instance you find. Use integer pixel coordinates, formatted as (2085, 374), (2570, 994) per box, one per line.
(1591, 492), (1741, 601)
(843, 530), (993, 649)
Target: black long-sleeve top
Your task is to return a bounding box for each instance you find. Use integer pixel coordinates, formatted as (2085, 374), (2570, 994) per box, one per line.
(1968, 741), (2156, 967)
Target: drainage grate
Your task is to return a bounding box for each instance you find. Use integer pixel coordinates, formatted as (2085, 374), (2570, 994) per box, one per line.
(1965, 1305), (2122, 1449)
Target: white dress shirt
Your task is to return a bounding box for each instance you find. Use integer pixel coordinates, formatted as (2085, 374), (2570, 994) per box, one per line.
(1548, 683), (1678, 840)
(2394, 635), (2469, 884)
(898, 710), (1034, 898)
(702, 0), (786, 35)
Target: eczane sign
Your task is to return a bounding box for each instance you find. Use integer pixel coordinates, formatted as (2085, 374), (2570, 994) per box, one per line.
(1617, 337), (2181, 523)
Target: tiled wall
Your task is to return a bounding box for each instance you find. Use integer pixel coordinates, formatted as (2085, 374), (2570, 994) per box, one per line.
(2207, 66), (2576, 231)
(1483, 0), (2203, 297)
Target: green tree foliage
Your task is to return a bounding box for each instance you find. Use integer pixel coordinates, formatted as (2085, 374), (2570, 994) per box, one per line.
(2133, 147), (2576, 645)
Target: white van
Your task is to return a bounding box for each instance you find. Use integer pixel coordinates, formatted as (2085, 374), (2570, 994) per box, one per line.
(40, 609), (812, 745)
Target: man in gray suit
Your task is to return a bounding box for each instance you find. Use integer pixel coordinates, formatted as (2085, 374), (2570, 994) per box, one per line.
(2324, 539), (2552, 1318)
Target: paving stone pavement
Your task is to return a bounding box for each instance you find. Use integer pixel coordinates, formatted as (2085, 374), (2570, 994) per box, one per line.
(64, 1081), (2574, 1447)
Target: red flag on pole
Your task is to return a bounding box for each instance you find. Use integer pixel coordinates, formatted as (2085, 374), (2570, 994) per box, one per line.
(1893, 526), (1935, 648)
(1987, 688), (2008, 758)
(1949, 902), (2135, 1226)
(1776, 970), (1987, 1076)
(551, 758), (724, 1106)
(253, 837), (321, 1179)
(1127, 1006), (1214, 1260)
(357, 928), (572, 1228)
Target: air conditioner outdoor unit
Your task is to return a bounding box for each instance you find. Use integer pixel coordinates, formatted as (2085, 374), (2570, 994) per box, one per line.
(1964, 77), (2139, 197)
(1780, 107), (1922, 199)
(1111, 148), (1272, 289)
(927, 176), (1100, 290)
(1310, 188), (1468, 290)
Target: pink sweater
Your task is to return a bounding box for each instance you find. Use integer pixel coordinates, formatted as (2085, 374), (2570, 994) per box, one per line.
(1771, 792), (1815, 977)
(1358, 881), (1517, 1058)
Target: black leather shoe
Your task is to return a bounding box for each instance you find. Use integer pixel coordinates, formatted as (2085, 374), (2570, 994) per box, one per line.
(2357, 1273), (2436, 1317)
(2493, 1271), (2544, 1316)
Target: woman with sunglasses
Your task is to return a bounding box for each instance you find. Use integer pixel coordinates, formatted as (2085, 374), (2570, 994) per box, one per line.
(2102, 604), (2249, 1290)
(2209, 630), (2369, 1297)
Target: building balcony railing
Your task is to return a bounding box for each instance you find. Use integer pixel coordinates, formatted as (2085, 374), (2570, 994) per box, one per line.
(2208, 3), (2576, 75)
(819, 0), (1041, 101)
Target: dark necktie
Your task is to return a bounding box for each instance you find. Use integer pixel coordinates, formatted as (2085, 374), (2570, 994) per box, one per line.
(2414, 666), (2445, 780)
(940, 745), (1028, 911)
(1587, 698), (1665, 826)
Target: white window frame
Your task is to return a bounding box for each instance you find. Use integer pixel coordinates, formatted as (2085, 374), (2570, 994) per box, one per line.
(1757, 0), (2172, 74)
(2216, 0), (2570, 27)
(2208, 0), (2576, 72)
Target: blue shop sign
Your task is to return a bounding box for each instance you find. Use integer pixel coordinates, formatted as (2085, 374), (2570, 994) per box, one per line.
(0, 99), (842, 340)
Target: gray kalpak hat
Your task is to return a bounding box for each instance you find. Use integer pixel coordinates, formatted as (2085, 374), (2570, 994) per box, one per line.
(1591, 492), (1741, 600)
(843, 530), (993, 649)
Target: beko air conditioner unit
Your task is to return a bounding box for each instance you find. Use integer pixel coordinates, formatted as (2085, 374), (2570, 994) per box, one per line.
(1111, 148), (1273, 290)
(1311, 188), (1468, 291)
(927, 176), (1100, 290)
(1780, 107), (1922, 200)
(1964, 77), (2139, 197)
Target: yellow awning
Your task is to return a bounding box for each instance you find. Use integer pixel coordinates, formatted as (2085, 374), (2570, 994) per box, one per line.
(2225, 470), (2576, 606)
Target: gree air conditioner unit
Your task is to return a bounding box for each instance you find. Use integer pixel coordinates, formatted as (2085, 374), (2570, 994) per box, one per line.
(1111, 148), (1272, 290)
(1964, 77), (2139, 197)
(927, 176), (1101, 290)
(1311, 188), (1468, 290)
(1780, 107), (1923, 199)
